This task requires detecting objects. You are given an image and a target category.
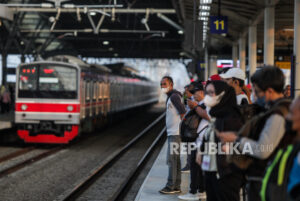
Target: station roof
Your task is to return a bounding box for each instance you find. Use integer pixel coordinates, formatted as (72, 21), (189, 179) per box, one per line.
(0, 0), (295, 59)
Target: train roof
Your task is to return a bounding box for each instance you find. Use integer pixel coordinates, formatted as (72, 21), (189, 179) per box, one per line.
(104, 63), (149, 81)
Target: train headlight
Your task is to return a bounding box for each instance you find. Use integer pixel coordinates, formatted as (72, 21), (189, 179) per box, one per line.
(21, 104), (28, 111)
(67, 105), (74, 112)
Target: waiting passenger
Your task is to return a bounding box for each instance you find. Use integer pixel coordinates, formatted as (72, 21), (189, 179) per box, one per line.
(196, 80), (244, 201)
(178, 83), (209, 200)
(1, 88), (11, 113)
(284, 84), (291, 98)
(260, 96), (300, 201)
(220, 68), (249, 105)
(159, 76), (186, 194)
(181, 82), (204, 173)
(218, 66), (292, 201)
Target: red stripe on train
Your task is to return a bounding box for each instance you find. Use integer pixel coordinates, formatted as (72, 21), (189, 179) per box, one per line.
(15, 103), (80, 113)
(17, 125), (79, 144)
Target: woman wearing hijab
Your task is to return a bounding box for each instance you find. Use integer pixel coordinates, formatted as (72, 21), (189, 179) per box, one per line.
(196, 80), (244, 201)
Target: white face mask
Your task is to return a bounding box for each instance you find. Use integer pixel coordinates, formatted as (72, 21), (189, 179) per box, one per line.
(161, 87), (170, 94)
(203, 91), (225, 108)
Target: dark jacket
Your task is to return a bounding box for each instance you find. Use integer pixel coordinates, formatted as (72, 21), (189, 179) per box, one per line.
(202, 81), (244, 178)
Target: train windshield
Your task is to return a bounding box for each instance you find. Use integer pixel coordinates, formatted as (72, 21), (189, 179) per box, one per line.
(18, 64), (78, 99)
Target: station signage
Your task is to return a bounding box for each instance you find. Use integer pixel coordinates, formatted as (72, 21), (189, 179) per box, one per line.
(210, 16), (228, 34)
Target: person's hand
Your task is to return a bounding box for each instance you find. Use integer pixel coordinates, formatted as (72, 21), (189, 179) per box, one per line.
(187, 99), (198, 109)
(196, 152), (202, 165)
(217, 132), (238, 143)
(221, 144), (231, 154)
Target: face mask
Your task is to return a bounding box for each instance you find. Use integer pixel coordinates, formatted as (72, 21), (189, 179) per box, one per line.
(161, 87), (169, 94)
(203, 91), (225, 108)
(256, 96), (266, 107)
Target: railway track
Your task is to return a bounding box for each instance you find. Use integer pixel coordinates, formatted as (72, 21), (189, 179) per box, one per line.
(0, 145), (65, 179)
(0, 146), (36, 164)
(59, 113), (166, 201)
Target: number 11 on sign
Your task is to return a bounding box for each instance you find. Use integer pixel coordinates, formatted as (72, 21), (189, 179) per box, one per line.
(214, 20), (224, 30)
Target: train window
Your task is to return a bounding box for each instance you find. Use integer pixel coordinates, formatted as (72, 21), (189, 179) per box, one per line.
(93, 82), (97, 100)
(98, 82), (102, 99)
(18, 64), (77, 99)
(104, 83), (108, 99)
(86, 82), (90, 101)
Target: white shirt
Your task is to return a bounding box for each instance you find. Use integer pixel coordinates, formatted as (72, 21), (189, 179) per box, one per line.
(166, 93), (185, 136)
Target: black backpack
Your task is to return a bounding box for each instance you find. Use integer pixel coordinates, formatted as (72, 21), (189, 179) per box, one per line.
(229, 99), (292, 171)
(260, 143), (300, 201)
(180, 104), (206, 142)
(238, 103), (265, 123)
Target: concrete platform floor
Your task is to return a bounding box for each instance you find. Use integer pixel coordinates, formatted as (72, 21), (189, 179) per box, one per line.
(135, 141), (193, 201)
(0, 111), (14, 130)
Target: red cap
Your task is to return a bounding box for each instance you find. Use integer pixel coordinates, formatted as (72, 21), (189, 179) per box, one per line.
(209, 74), (221, 81)
(246, 84), (252, 89)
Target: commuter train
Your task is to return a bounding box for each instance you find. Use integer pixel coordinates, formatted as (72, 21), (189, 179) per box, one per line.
(15, 56), (159, 144)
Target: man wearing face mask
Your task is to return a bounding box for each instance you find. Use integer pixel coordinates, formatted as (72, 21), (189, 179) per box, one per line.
(220, 68), (250, 105)
(218, 66), (292, 201)
(159, 76), (186, 194)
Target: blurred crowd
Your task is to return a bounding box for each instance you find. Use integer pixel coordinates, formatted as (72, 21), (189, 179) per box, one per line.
(159, 66), (299, 201)
(0, 84), (14, 114)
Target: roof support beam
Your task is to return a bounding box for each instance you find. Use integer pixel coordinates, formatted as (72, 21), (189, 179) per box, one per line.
(10, 7), (176, 14)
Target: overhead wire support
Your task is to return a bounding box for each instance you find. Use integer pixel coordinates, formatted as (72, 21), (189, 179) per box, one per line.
(50, 7), (61, 31)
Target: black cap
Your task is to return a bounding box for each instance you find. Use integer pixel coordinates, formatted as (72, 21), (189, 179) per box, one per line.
(189, 82), (203, 94)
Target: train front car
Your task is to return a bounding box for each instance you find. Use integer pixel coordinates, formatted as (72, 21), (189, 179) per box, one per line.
(15, 62), (80, 144)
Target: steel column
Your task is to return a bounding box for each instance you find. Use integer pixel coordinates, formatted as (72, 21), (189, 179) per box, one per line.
(239, 37), (246, 72)
(248, 25), (257, 76)
(264, 4), (275, 65)
(294, 0), (300, 97)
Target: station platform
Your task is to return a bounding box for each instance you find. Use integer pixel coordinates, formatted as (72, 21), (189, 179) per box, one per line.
(135, 141), (192, 201)
(0, 111), (14, 130)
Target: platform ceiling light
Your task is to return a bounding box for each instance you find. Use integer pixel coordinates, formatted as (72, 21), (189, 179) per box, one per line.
(200, 17), (208, 21)
(103, 41), (109, 45)
(199, 11), (209, 17)
(114, 53), (118, 57)
(178, 30), (184, 35)
(90, 11), (96, 16)
(283, 28), (294, 31)
(199, 5), (210, 10)
(108, 47), (114, 51)
(200, 0), (212, 4)
(179, 52), (185, 56)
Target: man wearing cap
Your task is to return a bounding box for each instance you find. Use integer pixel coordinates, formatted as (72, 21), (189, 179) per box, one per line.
(220, 68), (249, 105)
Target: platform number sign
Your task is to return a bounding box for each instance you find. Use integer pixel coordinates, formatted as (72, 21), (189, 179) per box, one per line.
(210, 16), (228, 34)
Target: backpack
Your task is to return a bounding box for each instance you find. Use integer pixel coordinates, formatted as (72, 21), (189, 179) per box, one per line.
(228, 99), (292, 171)
(260, 143), (300, 201)
(180, 104), (206, 142)
(238, 103), (265, 123)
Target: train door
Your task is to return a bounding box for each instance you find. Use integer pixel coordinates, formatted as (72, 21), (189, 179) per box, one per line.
(98, 81), (103, 116)
(80, 79), (85, 119)
(85, 81), (91, 118)
(94, 81), (99, 116)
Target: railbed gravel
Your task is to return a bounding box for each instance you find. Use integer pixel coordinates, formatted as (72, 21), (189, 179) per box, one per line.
(75, 122), (165, 201)
(0, 146), (25, 158)
(0, 106), (163, 201)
